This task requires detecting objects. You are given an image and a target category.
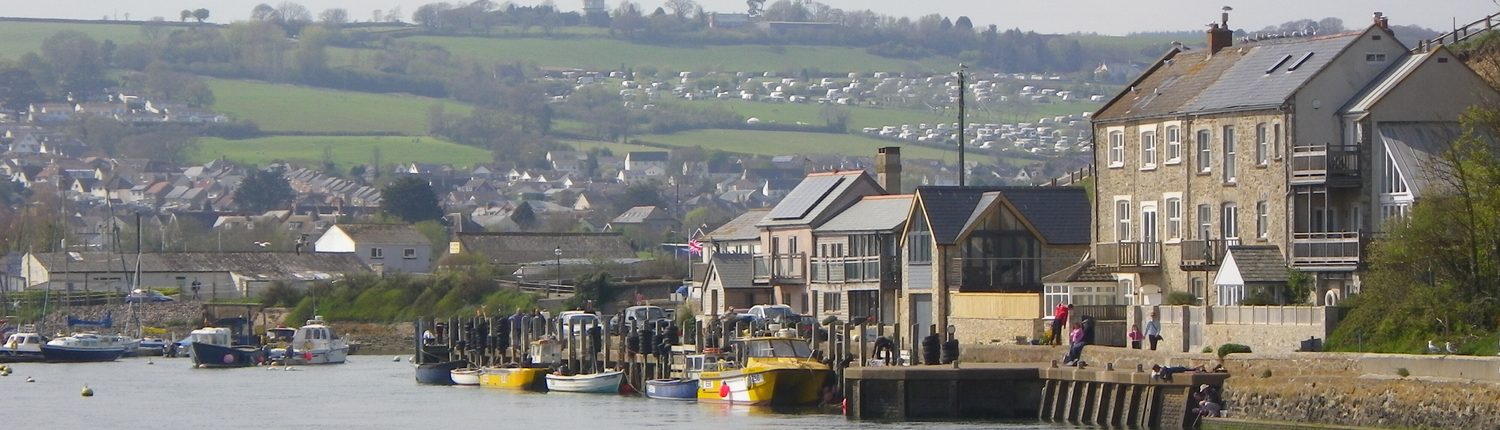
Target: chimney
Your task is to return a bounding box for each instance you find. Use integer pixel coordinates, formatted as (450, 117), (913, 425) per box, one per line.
(875, 146), (902, 194)
(1373, 12), (1389, 31)
(1207, 7), (1234, 55)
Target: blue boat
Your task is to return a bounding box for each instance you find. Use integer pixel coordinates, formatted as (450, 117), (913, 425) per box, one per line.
(40, 333), (127, 362)
(644, 378), (699, 401)
(416, 361), (466, 385)
(188, 327), (265, 368)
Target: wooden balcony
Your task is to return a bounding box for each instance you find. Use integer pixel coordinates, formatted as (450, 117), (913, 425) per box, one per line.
(1291, 145), (1361, 187)
(1291, 232), (1361, 268)
(1179, 239), (1230, 270)
(1094, 242), (1162, 271)
(752, 253), (806, 283)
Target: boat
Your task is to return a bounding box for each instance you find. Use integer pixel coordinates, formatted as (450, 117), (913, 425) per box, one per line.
(189, 327), (265, 368)
(282, 316), (349, 365)
(695, 335), (830, 406)
(450, 367), (481, 386)
(103, 334), (142, 358)
(40, 333), (127, 362)
(137, 337), (169, 356)
(0, 332), (47, 363)
(415, 360), (466, 385)
(479, 366), (547, 390)
(545, 369), (625, 393)
(645, 347), (706, 401)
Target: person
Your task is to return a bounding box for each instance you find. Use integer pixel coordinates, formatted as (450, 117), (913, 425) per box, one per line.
(1194, 399), (1222, 418)
(921, 325), (941, 365)
(588, 324), (603, 355)
(1051, 303), (1072, 346)
(1128, 324), (1144, 349)
(1062, 325), (1086, 366)
(584, 300), (595, 313)
(422, 329), (436, 345)
(1151, 364), (1206, 382)
(871, 336), (896, 365)
(1194, 384), (1220, 404)
(1145, 310), (1163, 351)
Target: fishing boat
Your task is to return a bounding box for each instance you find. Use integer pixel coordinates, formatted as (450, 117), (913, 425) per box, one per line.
(479, 366), (547, 390)
(40, 333), (128, 362)
(545, 369), (625, 393)
(282, 316), (348, 365)
(188, 327), (265, 368)
(450, 367), (481, 385)
(0, 332), (46, 363)
(695, 335), (830, 406)
(645, 347), (706, 401)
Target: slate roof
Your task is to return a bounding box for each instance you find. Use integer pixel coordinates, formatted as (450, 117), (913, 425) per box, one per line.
(1181, 31), (1364, 113)
(758, 170), (877, 228)
(1226, 246), (1288, 283)
(626, 151), (669, 162)
(456, 232), (635, 264)
(998, 187), (1091, 245)
(913, 187), (993, 245)
(705, 208), (769, 241)
(611, 206), (673, 224)
(30, 252), (369, 279)
(1378, 122), (1466, 199)
(710, 253), (757, 288)
(1094, 49), (1239, 122)
(331, 224), (430, 246)
(815, 195), (912, 233)
(1042, 259), (1114, 283)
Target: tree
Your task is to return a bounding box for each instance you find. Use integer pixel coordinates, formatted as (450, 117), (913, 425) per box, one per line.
(251, 3), (280, 22)
(0, 64), (45, 111)
(663, 0), (698, 19)
(955, 16), (973, 32)
(193, 8), (211, 23)
(380, 176), (443, 222)
(236, 167), (295, 213)
(180, 9), (192, 22)
(319, 8), (348, 27)
(40, 30), (108, 95)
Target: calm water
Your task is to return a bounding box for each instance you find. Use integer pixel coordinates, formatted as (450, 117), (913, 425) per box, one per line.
(3, 356), (1069, 429)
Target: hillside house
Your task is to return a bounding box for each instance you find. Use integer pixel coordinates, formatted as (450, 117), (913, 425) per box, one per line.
(315, 224), (433, 274)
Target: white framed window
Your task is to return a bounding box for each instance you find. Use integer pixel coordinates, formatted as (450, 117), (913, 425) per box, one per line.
(370, 248), (384, 259)
(1196, 129), (1212, 173)
(1108, 131), (1124, 167)
(403, 248), (417, 259)
(1255, 201), (1269, 239)
(1255, 123), (1269, 165)
(1140, 131), (1157, 169)
(1165, 125), (1182, 163)
(1222, 125), (1237, 183)
(1116, 199), (1133, 242)
(1218, 283), (1245, 306)
(1221, 203), (1239, 240)
(1044, 284), (1070, 311)
(1197, 204), (1212, 239)
(1191, 277), (1206, 301)
(1166, 198), (1182, 240)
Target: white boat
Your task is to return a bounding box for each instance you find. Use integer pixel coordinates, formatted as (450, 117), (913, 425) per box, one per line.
(449, 368), (481, 386)
(40, 333), (127, 362)
(284, 316), (349, 365)
(545, 369), (624, 393)
(1, 332), (46, 362)
(102, 334), (142, 357)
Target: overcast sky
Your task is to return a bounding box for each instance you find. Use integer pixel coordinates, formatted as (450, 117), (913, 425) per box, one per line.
(8, 0), (1495, 35)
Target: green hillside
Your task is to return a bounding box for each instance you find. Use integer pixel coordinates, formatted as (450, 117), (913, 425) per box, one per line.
(0, 20), (150, 60)
(633, 129), (956, 161)
(206, 78), (472, 134)
(193, 136), (490, 170)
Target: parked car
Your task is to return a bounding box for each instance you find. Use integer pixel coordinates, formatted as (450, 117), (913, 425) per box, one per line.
(556, 311), (600, 339)
(609, 305), (671, 334)
(125, 289), (175, 304)
(747, 304), (800, 331)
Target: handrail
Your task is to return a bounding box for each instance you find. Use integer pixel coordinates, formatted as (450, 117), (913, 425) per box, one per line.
(1415, 11), (1500, 53)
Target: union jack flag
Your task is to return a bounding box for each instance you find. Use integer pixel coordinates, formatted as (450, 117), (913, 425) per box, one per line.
(687, 238), (703, 255)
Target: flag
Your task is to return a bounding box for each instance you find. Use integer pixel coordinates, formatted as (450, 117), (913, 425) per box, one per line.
(687, 238), (703, 255)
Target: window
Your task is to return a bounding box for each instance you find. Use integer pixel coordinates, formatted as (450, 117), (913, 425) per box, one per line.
(1218, 283), (1245, 306)
(1222, 125), (1237, 183)
(1383, 151), (1408, 193)
(907, 231), (932, 264)
(1166, 198), (1182, 240)
(1273, 123), (1283, 159)
(1197, 204), (1212, 239)
(1044, 284), (1070, 311)
(1165, 126), (1181, 163)
(1255, 123), (1269, 165)
(1115, 200), (1132, 242)
(403, 248), (417, 259)
(822, 292), (842, 312)
(370, 248), (384, 259)
(1255, 201), (1269, 239)
(1191, 277), (1206, 301)
(1140, 131), (1157, 168)
(1196, 129), (1212, 173)
(1221, 203), (1239, 240)
(1108, 131), (1124, 167)
(1366, 52), (1387, 63)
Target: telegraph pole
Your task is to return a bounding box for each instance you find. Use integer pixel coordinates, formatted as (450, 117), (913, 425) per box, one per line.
(957, 64), (967, 187)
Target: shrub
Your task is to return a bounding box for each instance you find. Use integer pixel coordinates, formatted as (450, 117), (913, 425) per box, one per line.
(1259, 369), (1273, 378)
(1202, 346), (1214, 353)
(1217, 343), (1253, 358)
(1396, 367), (1410, 377)
(1167, 291), (1200, 305)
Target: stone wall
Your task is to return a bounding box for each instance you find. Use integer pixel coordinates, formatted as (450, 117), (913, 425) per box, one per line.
(950, 317), (1038, 345)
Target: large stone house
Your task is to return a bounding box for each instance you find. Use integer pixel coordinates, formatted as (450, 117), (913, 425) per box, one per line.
(1079, 13), (1498, 352)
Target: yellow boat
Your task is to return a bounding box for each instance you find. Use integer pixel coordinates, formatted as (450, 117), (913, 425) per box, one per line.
(479, 366), (547, 391)
(696, 336), (830, 406)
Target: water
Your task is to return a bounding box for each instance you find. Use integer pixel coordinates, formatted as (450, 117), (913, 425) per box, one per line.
(3, 357), (1070, 429)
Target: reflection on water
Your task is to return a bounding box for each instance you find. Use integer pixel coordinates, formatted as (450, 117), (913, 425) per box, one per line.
(2, 357), (1071, 429)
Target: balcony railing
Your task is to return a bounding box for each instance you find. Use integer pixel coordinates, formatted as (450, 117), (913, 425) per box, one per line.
(1291, 145), (1361, 186)
(1095, 241), (1162, 270)
(809, 255), (894, 284)
(1291, 232), (1361, 266)
(1179, 239), (1231, 269)
(752, 252), (806, 282)
(945, 257), (1043, 292)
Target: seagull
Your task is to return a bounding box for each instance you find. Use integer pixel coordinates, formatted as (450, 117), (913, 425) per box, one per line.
(254, 241), (271, 248)
(1446, 342), (1458, 354)
(1427, 340), (1441, 354)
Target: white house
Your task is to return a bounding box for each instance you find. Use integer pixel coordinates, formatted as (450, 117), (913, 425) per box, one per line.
(314, 224), (433, 274)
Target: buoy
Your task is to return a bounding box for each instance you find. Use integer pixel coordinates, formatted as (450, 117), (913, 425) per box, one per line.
(81, 385), (94, 397)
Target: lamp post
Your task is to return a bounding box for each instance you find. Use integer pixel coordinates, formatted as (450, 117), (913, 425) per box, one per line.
(554, 246), (562, 297)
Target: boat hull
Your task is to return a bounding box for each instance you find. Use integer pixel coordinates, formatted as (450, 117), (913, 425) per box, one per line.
(40, 345), (126, 363)
(697, 368), (829, 406)
(415, 361), (466, 385)
(450, 368), (481, 386)
(645, 378), (699, 401)
(284, 346), (348, 365)
(545, 370), (624, 393)
(479, 367), (546, 391)
(190, 342), (265, 368)
(0, 350), (45, 363)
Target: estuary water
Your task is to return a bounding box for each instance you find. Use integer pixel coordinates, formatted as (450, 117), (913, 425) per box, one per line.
(2, 356), (1070, 429)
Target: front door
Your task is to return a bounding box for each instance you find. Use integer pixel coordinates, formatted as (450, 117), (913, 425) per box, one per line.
(909, 293), (932, 358)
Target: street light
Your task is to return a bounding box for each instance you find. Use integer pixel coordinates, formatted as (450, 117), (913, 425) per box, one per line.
(554, 246), (563, 297)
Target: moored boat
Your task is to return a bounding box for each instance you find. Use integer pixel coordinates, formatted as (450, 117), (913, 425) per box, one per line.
(40, 333), (127, 362)
(450, 367), (481, 386)
(282, 316), (348, 365)
(137, 337), (169, 356)
(415, 360), (466, 385)
(1, 332), (47, 363)
(545, 369), (624, 394)
(189, 327), (265, 368)
(645, 378), (698, 401)
(479, 366), (547, 390)
(696, 336), (830, 406)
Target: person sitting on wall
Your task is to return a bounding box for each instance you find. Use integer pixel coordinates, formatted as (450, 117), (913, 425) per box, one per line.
(1151, 364), (1207, 382)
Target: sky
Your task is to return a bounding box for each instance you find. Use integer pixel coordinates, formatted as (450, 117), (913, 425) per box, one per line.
(6, 0), (1496, 36)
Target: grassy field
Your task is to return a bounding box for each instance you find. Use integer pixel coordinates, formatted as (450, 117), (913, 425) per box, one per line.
(0, 20), (154, 60)
(387, 36), (953, 74)
(556, 139), (662, 155)
(632, 129), (958, 161)
(206, 78), (472, 134)
(192, 136), (490, 170)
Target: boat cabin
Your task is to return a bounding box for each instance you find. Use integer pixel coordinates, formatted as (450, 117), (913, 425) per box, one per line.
(4, 333), (44, 350)
(190, 328), (233, 347)
(742, 337), (813, 359)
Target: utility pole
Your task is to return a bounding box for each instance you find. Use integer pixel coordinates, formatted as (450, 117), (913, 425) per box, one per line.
(957, 63), (967, 187)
